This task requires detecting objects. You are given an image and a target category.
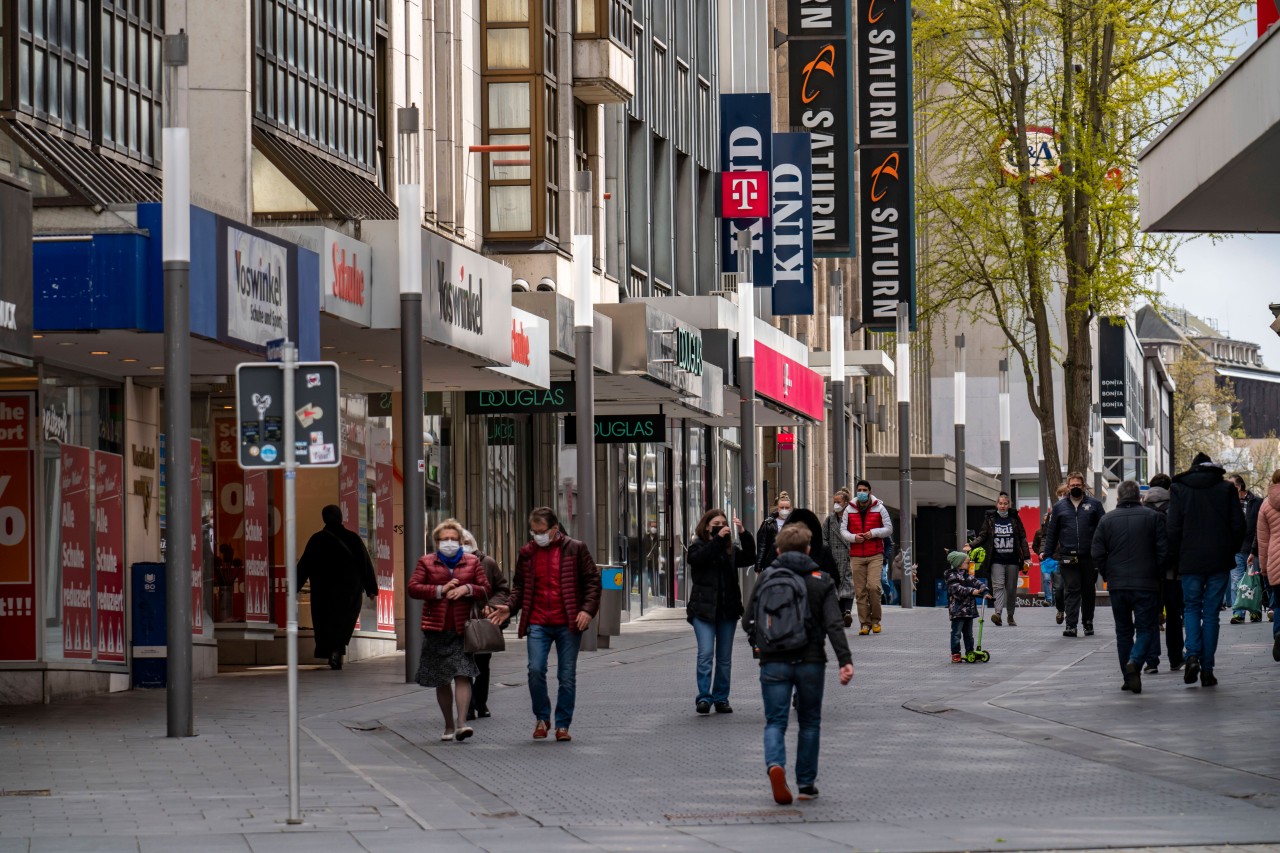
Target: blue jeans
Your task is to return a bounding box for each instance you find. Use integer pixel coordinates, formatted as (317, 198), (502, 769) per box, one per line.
(1182, 573), (1229, 672)
(760, 661), (825, 787)
(1230, 554), (1248, 617)
(1110, 589), (1158, 676)
(526, 624), (581, 729)
(691, 617), (737, 705)
(950, 618), (974, 654)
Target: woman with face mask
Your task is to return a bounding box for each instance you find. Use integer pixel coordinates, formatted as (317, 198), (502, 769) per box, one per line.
(408, 519), (491, 742)
(687, 508), (756, 714)
(754, 492), (794, 573)
(967, 492), (1031, 626)
(823, 490), (856, 625)
(459, 528), (510, 721)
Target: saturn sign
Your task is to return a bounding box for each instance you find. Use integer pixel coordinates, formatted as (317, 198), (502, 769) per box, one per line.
(999, 126), (1061, 181)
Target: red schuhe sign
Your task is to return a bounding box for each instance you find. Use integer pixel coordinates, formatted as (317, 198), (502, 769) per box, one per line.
(331, 243), (366, 306)
(721, 170), (770, 219)
(511, 319), (531, 367)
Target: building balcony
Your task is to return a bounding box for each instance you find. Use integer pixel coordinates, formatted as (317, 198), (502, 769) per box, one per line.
(573, 37), (635, 105)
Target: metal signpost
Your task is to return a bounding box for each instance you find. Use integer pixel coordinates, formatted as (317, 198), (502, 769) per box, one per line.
(235, 345), (340, 824)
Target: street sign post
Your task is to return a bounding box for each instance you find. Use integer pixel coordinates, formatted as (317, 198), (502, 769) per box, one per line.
(234, 345), (340, 824)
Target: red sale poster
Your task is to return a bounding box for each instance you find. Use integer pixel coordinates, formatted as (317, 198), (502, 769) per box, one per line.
(272, 563), (288, 626)
(94, 452), (125, 662)
(213, 461), (246, 621)
(339, 456), (360, 534)
(60, 445), (93, 659)
(243, 470), (270, 623)
(191, 438), (203, 636)
(374, 463), (394, 632)
(0, 442), (37, 662)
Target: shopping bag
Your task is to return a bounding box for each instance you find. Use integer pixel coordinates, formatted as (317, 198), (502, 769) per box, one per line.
(1232, 568), (1263, 616)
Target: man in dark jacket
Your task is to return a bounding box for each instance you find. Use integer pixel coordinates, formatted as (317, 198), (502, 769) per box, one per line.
(1168, 453), (1246, 687)
(1228, 474), (1263, 624)
(1041, 472), (1106, 637)
(297, 505), (378, 669)
(967, 492), (1030, 626)
(1093, 480), (1168, 694)
(1143, 473), (1184, 672)
(743, 525), (853, 805)
(491, 507), (601, 741)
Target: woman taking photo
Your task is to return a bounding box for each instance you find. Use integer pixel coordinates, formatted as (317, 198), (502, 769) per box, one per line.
(687, 509), (756, 715)
(409, 519), (491, 742)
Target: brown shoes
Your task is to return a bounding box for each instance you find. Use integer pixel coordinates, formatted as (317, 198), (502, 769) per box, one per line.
(533, 720), (550, 739)
(768, 765), (793, 805)
(555, 728), (572, 742)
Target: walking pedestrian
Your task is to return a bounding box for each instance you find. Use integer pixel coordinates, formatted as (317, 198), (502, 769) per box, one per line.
(1041, 473), (1105, 638)
(408, 519), (491, 742)
(1228, 475), (1263, 624)
(1168, 452), (1246, 687)
(754, 492), (794, 573)
(743, 524), (853, 805)
(1092, 481), (1168, 694)
(944, 551), (991, 662)
(489, 507), (601, 741)
(967, 492), (1030, 626)
(296, 505), (378, 669)
(460, 529), (509, 721)
(838, 480), (893, 635)
(687, 509), (756, 715)
(1033, 485), (1069, 620)
(1253, 469), (1280, 663)
(823, 490), (855, 626)
(1142, 473), (1184, 672)
(784, 509), (839, 578)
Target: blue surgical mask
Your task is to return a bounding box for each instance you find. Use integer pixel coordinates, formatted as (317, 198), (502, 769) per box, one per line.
(856, 492), (870, 504)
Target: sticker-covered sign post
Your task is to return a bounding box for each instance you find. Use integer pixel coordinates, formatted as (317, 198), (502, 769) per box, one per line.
(235, 344), (340, 825)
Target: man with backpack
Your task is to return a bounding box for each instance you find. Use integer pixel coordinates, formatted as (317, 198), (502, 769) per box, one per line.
(743, 525), (854, 805)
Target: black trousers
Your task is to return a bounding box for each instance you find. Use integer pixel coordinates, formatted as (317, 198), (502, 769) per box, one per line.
(470, 653), (492, 713)
(1148, 576), (1185, 667)
(1060, 557), (1098, 628)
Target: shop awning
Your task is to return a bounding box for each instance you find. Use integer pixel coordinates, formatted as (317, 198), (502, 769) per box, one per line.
(2, 118), (161, 207)
(1139, 25), (1280, 232)
(865, 454), (1004, 513)
(253, 129), (398, 221)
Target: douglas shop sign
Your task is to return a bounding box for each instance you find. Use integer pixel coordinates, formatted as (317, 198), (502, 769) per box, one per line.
(564, 414), (665, 445)
(465, 381), (576, 415)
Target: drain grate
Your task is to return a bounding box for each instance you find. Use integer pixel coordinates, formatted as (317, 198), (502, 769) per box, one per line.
(1, 789), (51, 797)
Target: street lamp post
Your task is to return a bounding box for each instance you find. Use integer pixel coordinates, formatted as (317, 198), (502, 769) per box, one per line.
(897, 303), (914, 608)
(999, 357), (1011, 495)
(573, 170), (597, 565)
(829, 271), (847, 494)
(954, 334), (967, 548)
(162, 29), (193, 739)
(737, 230), (757, 536)
(397, 105), (424, 684)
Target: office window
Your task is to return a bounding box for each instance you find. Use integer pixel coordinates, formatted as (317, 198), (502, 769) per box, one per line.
(14, 0), (94, 139)
(101, 0), (163, 163)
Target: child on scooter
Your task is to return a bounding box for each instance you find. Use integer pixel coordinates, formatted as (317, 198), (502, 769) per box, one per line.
(945, 551), (992, 663)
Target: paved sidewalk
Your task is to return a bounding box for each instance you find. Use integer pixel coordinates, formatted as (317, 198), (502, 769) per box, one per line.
(1, 604), (1278, 852)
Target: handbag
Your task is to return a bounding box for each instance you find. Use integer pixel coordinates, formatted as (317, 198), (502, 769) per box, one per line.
(463, 604), (505, 654)
(1233, 567), (1263, 615)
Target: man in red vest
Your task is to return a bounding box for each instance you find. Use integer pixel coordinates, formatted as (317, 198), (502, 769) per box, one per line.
(838, 480), (894, 635)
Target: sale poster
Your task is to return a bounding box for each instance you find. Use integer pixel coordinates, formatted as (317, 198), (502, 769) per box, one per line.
(374, 462), (395, 632)
(212, 415), (237, 461)
(272, 563), (288, 626)
(94, 451), (125, 662)
(191, 438), (203, 635)
(213, 461), (246, 620)
(0, 445), (37, 662)
(243, 470), (270, 623)
(60, 445), (93, 659)
(339, 456), (360, 535)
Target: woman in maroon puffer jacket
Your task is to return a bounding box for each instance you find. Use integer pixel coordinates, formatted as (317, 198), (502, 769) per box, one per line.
(409, 518), (490, 742)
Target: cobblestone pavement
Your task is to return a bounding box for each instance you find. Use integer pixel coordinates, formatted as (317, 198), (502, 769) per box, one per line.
(1, 602), (1278, 852)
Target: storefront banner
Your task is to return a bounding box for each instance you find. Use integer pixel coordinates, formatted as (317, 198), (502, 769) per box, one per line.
(0, 394), (31, 449)
(213, 416), (237, 461)
(770, 133), (816, 315)
(719, 93), (774, 287)
(243, 470), (270, 623)
(1099, 321), (1127, 419)
(93, 452), (125, 662)
(754, 342), (826, 421)
(0, 447), (37, 661)
(464, 381), (575, 415)
(487, 307), (551, 388)
(60, 445), (93, 659)
(191, 439), (203, 636)
(0, 180), (34, 358)
(322, 230), (373, 327)
(564, 414), (666, 444)
(219, 222), (296, 351)
(789, 0), (848, 34)
(856, 0), (912, 148)
(374, 463), (395, 632)
(213, 461), (246, 621)
(858, 147), (915, 330)
(339, 457), (362, 538)
(422, 231), (514, 363)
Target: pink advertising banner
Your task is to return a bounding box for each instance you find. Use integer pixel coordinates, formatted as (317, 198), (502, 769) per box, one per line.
(243, 470), (270, 623)
(93, 452), (125, 662)
(191, 438), (203, 636)
(374, 463), (395, 632)
(754, 342), (826, 421)
(60, 445), (93, 659)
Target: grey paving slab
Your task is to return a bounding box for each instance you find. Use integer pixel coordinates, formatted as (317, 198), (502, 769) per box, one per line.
(456, 826), (602, 852)
(349, 828), (482, 852)
(27, 839), (139, 853)
(244, 832), (364, 853)
(136, 836), (253, 853)
(564, 826), (733, 852)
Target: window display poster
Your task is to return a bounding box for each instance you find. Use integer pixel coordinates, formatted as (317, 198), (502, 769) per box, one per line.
(213, 461), (246, 621)
(243, 470), (270, 623)
(94, 451), (125, 662)
(375, 462), (394, 632)
(60, 445), (93, 659)
(0, 446), (37, 661)
(339, 456), (360, 537)
(191, 439), (203, 636)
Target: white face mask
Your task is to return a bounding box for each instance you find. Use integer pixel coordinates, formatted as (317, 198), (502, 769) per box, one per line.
(778, 509), (791, 520)
(438, 540), (461, 558)
(462, 544), (476, 554)
(532, 531), (553, 547)
(833, 503), (845, 513)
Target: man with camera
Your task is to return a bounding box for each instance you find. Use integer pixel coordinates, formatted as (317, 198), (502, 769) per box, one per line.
(1041, 472), (1106, 638)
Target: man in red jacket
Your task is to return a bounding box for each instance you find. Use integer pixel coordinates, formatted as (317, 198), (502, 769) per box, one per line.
(491, 507), (601, 741)
(838, 480), (894, 635)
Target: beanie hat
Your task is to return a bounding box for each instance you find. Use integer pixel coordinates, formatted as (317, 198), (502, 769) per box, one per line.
(1192, 451), (1213, 467)
(947, 551), (969, 570)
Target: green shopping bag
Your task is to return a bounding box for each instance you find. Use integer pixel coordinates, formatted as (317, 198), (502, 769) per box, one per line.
(1232, 568), (1263, 615)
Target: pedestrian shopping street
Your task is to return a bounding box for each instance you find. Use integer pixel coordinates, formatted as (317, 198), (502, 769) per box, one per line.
(2, 604), (1278, 852)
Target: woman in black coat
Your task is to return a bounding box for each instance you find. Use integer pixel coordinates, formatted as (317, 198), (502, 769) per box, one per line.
(783, 508), (840, 579)
(686, 508), (756, 715)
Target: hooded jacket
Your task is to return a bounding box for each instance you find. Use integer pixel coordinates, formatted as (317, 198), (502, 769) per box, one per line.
(742, 551), (853, 667)
(686, 529), (756, 623)
(1167, 462), (1246, 575)
(838, 496), (893, 559)
(1091, 501), (1168, 591)
(1255, 484), (1280, 586)
(944, 563), (985, 620)
(1143, 485), (1171, 514)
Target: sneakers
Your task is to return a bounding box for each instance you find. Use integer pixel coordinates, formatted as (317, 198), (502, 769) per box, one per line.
(555, 728), (572, 742)
(454, 726), (474, 742)
(714, 702), (733, 714)
(951, 653), (963, 663)
(1170, 661), (1185, 671)
(1123, 661), (1142, 694)
(1230, 614), (1244, 625)
(991, 613), (1003, 626)
(1056, 611), (1065, 625)
(797, 785), (819, 800)
(768, 766), (793, 805)
(1144, 663), (1158, 675)
(696, 701), (711, 715)
(1251, 612), (1262, 623)
(843, 611), (854, 628)
(533, 720), (550, 739)
(858, 626), (871, 636)
(1184, 655), (1200, 685)
(1083, 622), (1094, 636)
(1200, 670), (1218, 687)
(1063, 627), (1077, 638)
(1007, 616), (1017, 627)
(871, 624), (882, 634)
(1273, 635), (1280, 662)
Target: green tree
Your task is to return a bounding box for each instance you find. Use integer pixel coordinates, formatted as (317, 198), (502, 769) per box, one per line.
(915, 0), (1245, 479)
(1167, 346), (1236, 472)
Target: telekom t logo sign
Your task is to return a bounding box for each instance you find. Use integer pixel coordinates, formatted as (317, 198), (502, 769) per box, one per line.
(721, 170), (770, 218)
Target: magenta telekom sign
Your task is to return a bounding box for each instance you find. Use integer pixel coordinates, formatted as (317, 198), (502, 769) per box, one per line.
(754, 342), (824, 421)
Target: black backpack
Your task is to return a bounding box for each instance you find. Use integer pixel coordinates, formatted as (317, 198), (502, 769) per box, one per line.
(749, 566), (811, 654)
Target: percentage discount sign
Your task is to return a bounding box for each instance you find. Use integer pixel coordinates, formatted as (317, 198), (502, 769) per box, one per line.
(0, 473), (27, 549)
(0, 448), (37, 661)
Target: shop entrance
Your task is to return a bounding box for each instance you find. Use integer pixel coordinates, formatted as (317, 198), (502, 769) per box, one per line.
(620, 441), (671, 615)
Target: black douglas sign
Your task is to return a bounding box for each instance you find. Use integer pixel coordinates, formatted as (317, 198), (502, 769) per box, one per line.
(564, 415), (665, 445)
